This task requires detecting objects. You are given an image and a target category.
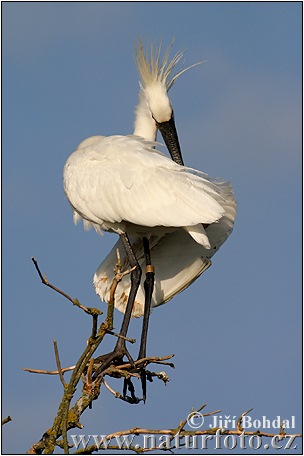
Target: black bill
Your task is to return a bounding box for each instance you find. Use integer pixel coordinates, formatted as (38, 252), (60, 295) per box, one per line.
(156, 113), (184, 166)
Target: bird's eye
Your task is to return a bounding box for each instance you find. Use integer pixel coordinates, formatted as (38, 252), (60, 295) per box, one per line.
(151, 114), (160, 126)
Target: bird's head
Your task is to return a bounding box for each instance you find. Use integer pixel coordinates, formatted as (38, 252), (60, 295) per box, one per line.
(134, 39), (202, 166)
(144, 80), (172, 123)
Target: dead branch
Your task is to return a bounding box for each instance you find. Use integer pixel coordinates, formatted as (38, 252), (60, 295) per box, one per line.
(31, 257), (102, 317)
(27, 257), (301, 454)
(27, 254), (173, 454)
(2, 416), (12, 426)
(53, 340), (67, 388)
(69, 404), (302, 454)
(28, 257), (114, 454)
(237, 407), (253, 432)
(22, 366), (75, 375)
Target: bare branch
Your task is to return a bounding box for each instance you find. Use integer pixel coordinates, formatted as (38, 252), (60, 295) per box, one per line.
(2, 416), (12, 426)
(27, 255), (139, 454)
(31, 257), (102, 317)
(27, 259), (302, 455)
(115, 354), (175, 371)
(174, 404), (207, 438)
(279, 420), (287, 437)
(22, 366), (75, 375)
(103, 379), (121, 398)
(53, 340), (67, 388)
(237, 407), (253, 432)
(106, 330), (136, 344)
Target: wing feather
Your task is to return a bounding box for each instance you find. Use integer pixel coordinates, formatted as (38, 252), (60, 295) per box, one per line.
(93, 176), (237, 318)
(63, 135), (225, 232)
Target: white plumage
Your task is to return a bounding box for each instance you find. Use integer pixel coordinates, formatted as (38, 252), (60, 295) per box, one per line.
(64, 135), (225, 245)
(94, 178), (236, 317)
(63, 40), (237, 318)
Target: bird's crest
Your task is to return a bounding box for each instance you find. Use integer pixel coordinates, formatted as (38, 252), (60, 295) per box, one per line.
(135, 38), (202, 91)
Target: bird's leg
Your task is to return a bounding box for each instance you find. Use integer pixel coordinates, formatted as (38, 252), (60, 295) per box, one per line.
(93, 233), (141, 380)
(138, 237), (155, 359)
(138, 236), (155, 401)
(114, 232), (142, 358)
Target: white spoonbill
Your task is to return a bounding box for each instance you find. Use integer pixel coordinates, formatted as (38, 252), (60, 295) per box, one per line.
(93, 42), (237, 319)
(63, 41), (235, 382)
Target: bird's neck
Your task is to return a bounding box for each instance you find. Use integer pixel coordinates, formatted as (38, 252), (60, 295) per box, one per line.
(133, 91), (157, 141)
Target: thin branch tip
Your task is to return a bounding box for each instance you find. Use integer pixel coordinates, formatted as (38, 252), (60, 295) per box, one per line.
(2, 416), (12, 426)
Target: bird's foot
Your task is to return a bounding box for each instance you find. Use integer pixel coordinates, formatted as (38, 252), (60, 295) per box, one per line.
(136, 345), (148, 402)
(139, 368), (147, 403)
(123, 363), (152, 403)
(92, 339), (134, 380)
(92, 342), (153, 403)
(122, 377), (143, 404)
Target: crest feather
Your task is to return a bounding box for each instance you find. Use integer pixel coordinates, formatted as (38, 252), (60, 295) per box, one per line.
(135, 38), (202, 91)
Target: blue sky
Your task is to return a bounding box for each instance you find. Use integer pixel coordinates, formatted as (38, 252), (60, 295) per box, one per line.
(2, 2), (302, 454)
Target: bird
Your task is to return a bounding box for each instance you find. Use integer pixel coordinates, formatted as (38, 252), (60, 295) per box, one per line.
(63, 40), (236, 394)
(93, 41), (237, 320)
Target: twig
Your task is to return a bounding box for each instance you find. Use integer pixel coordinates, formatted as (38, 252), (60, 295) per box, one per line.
(106, 330), (136, 344)
(174, 404), (207, 439)
(279, 420), (287, 437)
(115, 354), (175, 371)
(31, 257), (102, 317)
(53, 340), (67, 388)
(2, 416), (12, 425)
(203, 409), (221, 417)
(105, 366), (140, 380)
(237, 407), (253, 432)
(103, 379), (121, 398)
(106, 249), (136, 329)
(22, 366), (75, 375)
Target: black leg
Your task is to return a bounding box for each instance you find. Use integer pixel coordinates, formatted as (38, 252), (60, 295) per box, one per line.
(138, 236), (155, 401)
(115, 233), (142, 350)
(93, 232), (141, 379)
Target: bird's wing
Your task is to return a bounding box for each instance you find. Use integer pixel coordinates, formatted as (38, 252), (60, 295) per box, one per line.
(63, 135), (225, 230)
(93, 179), (237, 318)
(205, 179), (237, 250)
(93, 232), (211, 318)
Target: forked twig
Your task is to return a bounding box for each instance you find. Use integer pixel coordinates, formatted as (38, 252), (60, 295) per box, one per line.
(31, 257), (102, 317)
(237, 407), (253, 432)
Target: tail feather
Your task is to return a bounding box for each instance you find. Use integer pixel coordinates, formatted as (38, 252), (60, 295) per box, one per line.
(184, 224), (211, 248)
